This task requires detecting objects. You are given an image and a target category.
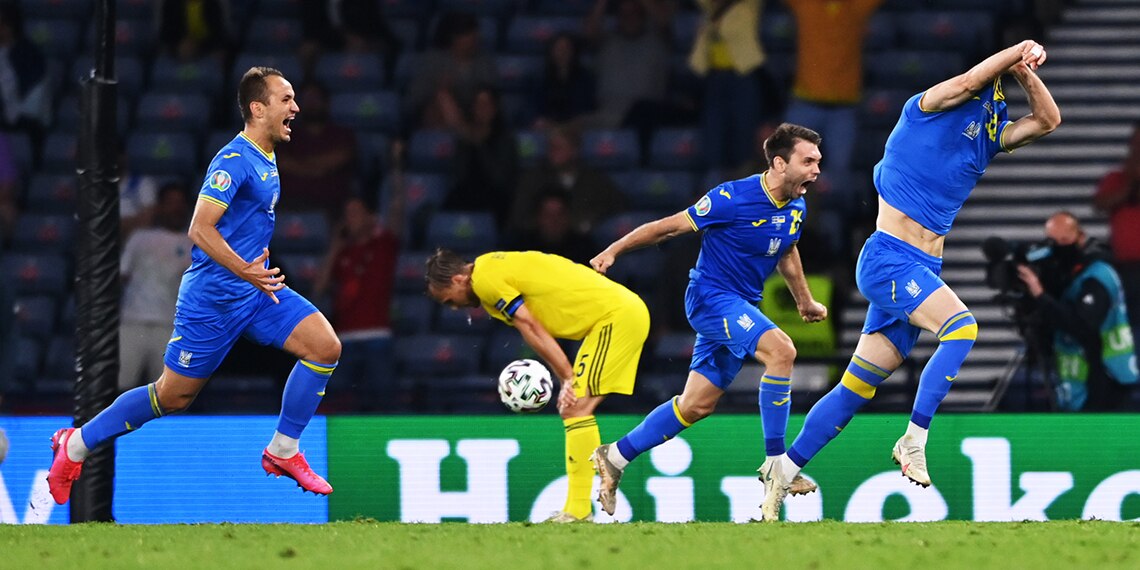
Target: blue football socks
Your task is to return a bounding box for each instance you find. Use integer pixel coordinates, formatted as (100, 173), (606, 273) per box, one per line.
(759, 375), (792, 456)
(786, 355), (892, 467)
(615, 396), (691, 462)
(911, 311), (977, 429)
(80, 383), (165, 450)
(276, 359), (336, 438)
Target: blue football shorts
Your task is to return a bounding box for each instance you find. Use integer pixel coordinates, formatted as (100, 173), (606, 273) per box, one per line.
(684, 281), (778, 390)
(856, 230), (945, 359)
(163, 286), (318, 379)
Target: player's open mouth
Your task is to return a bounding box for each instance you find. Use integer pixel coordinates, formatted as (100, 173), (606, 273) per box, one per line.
(283, 117), (293, 134)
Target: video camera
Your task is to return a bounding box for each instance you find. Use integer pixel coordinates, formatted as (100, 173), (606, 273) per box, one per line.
(981, 236), (1061, 297)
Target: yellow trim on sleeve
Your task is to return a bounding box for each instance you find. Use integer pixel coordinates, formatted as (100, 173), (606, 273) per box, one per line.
(199, 195), (230, 209)
(683, 210), (699, 232)
(723, 318), (731, 339)
(998, 121), (1014, 153)
(147, 383), (164, 417)
(672, 396), (693, 427)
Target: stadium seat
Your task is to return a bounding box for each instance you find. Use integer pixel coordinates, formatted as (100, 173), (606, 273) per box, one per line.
(135, 92), (213, 135)
(41, 132), (78, 172)
(437, 0), (513, 17)
(15, 296), (58, 340)
(495, 55), (544, 92)
(117, 0), (152, 19)
(760, 11), (796, 53)
(25, 19), (81, 57)
(12, 214), (76, 253)
(478, 16), (501, 51)
(26, 174), (78, 214)
(581, 129), (639, 170)
(71, 56), (145, 99)
(1, 253), (69, 296)
(84, 17), (154, 56)
(203, 130), (239, 161)
(391, 294), (435, 335)
(54, 93), (131, 135)
(315, 53), (386, 92)
(533, 0), (595, 16)
(14, 337), (43, 382)
(860, 89), (912, 130)
(654, 332), (696, 372)
(864, 12), (897, 53)
(247, 18), (303, 52)
(389, 18), (422, 52)
(21, 0), (91, 19)
(355, 131), (391, 186)
(150, 56), (225, 98)
(44, 334), (76, 379)
(407, 130), (457, 172)
(379, 171), (448, 247)
(276, 254), (323, 296)
(485, 328), (539, 370)
(898, 12), (993, 55)
(126, 132), (198, 178)
(649, 128), (703, 170)
(437, 305), (493, 335)
(866, 50), (965, 91)
(605, 248), (664, 294)
(380, 0), (431, 19)
(500, 92), (536, 128)
(230, 54), (303, 88)
(425, 211), (498, 254)
(329, 91), (400, 133)
(851, 129), (892, 172)
(394, 251), (429, 294)
(516, 129), (548, 168)
(396, 334), (484, 376)
(506, 16), (580, 54)
(59, 295), (75, 332)
(5, 131), (33, 174)
(618, 170), (696, 212)
(592, 211), (659, 247)
(272, 211), (330, 254)
(431, 374), (504, 413)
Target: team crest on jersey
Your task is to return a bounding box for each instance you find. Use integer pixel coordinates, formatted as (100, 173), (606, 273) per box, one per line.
(178, 350), (193, 367)
(771, 215), (786, 230)
(695, 195), (712, 216)
(963, 121), (981, 140)
(766, 238), (782, 256)
(270, 190), (279, 213)
(208, 170), (232, 192)
(906, 279), (922, 298)
(737, 313), (755, 332)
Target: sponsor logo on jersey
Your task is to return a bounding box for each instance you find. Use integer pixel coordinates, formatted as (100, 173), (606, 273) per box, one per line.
(208, 170), (232, 192)
(737, 313), (755, 332)
(963, 121), (981, 140)
(752, 219), (767, 227)
(695, 195), (712, 216)
(719, 188), (731, 199)
(906, 279), (922, 298)
(766, 238), (782, 256)
(222, 152), (241, 159)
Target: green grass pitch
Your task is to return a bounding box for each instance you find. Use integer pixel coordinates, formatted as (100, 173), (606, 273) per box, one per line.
(3, 520), (1138, 569)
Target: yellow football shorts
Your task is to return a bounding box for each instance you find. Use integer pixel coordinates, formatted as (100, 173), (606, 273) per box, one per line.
(571, 298), (650, 398)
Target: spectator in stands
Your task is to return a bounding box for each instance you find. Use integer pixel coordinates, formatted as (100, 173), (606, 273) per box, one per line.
(404, 12), (497, 130)
(118, 146), (158, 242)
(299, 0), (402, 78)
(534, 33), (597, 127)
(440, 86), (518, 224)
(509, 125), (623, 236)
(276, 81), (358, 220)
(688, 0), (769, 170)
(1017, 212), (1137, 411)
(157, 0), (233, 62)
(584, 0), (672, 130)
(0, 132), (18, 244)
(507, 190), (599, 265)
(0, 2), (51, 132)
(119, 182), (192, 391)
(313, 191), (401, 411)
(1094, 121), (1140, 351)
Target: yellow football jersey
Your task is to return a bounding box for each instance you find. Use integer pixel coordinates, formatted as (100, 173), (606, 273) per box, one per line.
(471, 251), (642, 340)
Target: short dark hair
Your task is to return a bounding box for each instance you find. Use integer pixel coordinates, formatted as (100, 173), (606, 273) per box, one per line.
(764, 123), (822, 167)
(425, 248), (470, 289)
(237, 66), (284, 123)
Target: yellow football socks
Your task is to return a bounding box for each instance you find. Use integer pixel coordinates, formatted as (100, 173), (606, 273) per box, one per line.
(563, 415), (600, 519)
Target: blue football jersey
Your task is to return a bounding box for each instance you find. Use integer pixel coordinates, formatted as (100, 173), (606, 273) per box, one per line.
(684, 174), (806, 303)
(873, 78), (1012, 235)
(177, 133), (281, 312)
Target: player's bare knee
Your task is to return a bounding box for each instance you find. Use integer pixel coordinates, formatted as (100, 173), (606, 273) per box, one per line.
(310, 334), (342, 364)
(761, 338), (797, 370)
(678, 397), (716, 423)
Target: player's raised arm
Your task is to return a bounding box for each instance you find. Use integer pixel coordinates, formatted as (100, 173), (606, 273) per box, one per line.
(510, 303), (578, 411)
(919, 40), (1047, 113)
(776, 244), (827, 323)
(187, 198), (285, 302)
(590, 211), (695, 273)
(1000, 63), (1061, 151)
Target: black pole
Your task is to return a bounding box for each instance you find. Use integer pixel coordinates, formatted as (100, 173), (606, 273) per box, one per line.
(72, 0), (119, 523)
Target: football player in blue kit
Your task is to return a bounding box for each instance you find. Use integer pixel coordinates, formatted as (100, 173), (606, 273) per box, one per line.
(588, 124), (829, 517)
(48, 67), (342, 503)
(760, 41), (1061, 519)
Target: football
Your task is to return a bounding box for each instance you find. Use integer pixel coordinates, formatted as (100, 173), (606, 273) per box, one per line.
(497, 359), (554, 413)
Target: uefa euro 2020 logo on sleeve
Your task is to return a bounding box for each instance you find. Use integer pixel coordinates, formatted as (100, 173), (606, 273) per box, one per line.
(208, 170), (232, 192)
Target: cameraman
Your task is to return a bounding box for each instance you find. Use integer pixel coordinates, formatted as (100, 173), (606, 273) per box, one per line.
(1017, 212), (1138, 411)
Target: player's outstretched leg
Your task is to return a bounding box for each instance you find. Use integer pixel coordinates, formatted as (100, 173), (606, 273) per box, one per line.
(47, 382), (168, 504)
(263, 359), (337, 495)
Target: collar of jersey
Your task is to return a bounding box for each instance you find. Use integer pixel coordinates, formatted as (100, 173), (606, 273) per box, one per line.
(238, 131), (275, 162)
(759, 171), (790, 209)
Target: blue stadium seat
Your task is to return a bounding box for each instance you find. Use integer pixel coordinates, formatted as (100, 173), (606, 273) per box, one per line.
(26, 174), (78, 214)
(118, 0), (152, 19)
(899, 12), (993, 54)
(84, 17), (154, 56)
(12, 214), (76, 253)
(649, 128), (702, 170)
(150, 56), (225, 97)
(533, 0), (595, 16)
(21, 0), (91, 19)
(247, 18), (303, 52)
(15, 296), (58, 340)
(380, 172), (447, 248)
(654, 332), (696, 372)
(619, 170), (696, 212)
(396, 334), (484, 376)
(203, 130), (239, 162)
(44, 334), (75, 379)
(315, 53), (386, 92)
(5, 131), (33, 174)
(426, 211), (498, 254)
(506, 16), (580, 54)
(126, 132), (198, 177)
(329, 91), (400, 133)
(394, 251), (429, 294)
(391, 294), (435, 335)
(14, 337), (43, 382)
(864, 12), (897, 52)
(1, 253), (69, 296)
(495, 55), (544, 92)
(866, 50), (964, 91)
(437, 0), (513, 17)
(605, 248), (664, 294)
(59, 295), (75, 332)
(437, 306), (493, 335)
(389, 18), (422, 52)
(391, 53), (414, 92)
(135, 92), (212, 134)
(851, 129), (891, 172)
(500, 92), (536, 128)
(41, 132), (78, 172)
(355, 131), (391, 185)
(230, 54), (303, 88)
(71, 56), (145, 99)
(408, 130), (457, 172)
(860, 89), (911, 129)
(761, 12), (796, 53)
(25, 19), (81, 57)
(276, 254), (323, 296)
(582, 129), (639, 170)
(516, 129), (548, 168)
(272, 211), (330, 254)
(55, 93), (131, 135)
(592, 211), (658, 247)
